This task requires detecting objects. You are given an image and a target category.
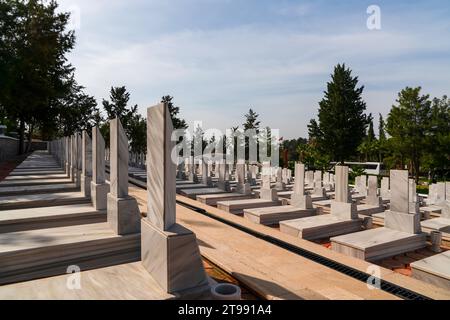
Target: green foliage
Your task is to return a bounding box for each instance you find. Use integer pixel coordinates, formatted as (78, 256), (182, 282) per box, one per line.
(0, 0), (76, 152)
(349, 165), (366, 182)
(308, 64), (369, 163)
(243, 108), (260, 131)
(297, 143), (330, 171)
(101, 86), (145, 152)
(386, 87), (431, 181)
(161, 95), (188, 129)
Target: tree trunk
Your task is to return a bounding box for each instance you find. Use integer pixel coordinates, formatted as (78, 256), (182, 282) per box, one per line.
(18, 118), (25, 155)
(25, 122), (34, 153)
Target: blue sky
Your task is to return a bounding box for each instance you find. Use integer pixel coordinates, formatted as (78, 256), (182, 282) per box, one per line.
(58, 0), (450, 138)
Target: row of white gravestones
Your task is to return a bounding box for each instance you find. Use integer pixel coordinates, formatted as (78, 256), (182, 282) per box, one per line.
(50, 107), (208, 295)
(48, 128), (110, 212)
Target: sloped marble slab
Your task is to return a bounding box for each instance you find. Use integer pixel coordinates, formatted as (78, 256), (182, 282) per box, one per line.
(0, 203), (106, 233)
(280, 215), (363, 241)
(411, 251), (450, 291)
(196, 193), (254, 206)
(0, 222), (140, 285)
(0, 192), (90, 210)
(244, 205), (315, 225)
(217, 198), (282, 214)
(331, 228), (426, 261)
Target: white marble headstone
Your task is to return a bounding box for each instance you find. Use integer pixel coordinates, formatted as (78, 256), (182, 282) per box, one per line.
(110, 118), (129, 198)
(146, 103), (176, 231)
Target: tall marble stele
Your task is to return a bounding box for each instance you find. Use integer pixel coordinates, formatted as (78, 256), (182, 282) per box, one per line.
(260, 163), (278, 201)
(385, 170), (421, 234)
(366, 175), (382, 207)
(235, 161), (251, 194)
(107, 118), (141, 235)
(291, 163), (313, 209)
(91, 127), (109, 210)
(217, 160), (230, 191)
(81, 131), (92, 198)
(65, 136), (71, 177)
(141, 102), (208, 295)
(330, 166), (358, 220)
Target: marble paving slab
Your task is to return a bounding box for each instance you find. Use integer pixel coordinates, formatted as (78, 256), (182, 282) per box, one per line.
(0, 203), (106, 233)
(0, 222), (140, 285)
(196, 193), (254, 206)
(0, 178), (72, 188)
(179, 188), (228, 199)
(244, 205), (315, 225)
(0, 262), (174, 300)
(0, 192), (89, 210)
(3, 174), (69, 181)
(410, 251), (450, 291)
(421, 217), (450, 234)
(0, 183), (78, 196)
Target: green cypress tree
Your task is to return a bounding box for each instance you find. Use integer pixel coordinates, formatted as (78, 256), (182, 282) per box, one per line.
(308, 64), (369, 163)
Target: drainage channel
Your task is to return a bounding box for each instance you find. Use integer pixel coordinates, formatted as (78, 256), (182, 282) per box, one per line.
(124, 172), (431, 300)
(175, 199), (431, 301)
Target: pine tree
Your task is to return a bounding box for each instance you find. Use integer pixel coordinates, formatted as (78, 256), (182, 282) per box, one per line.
(308, 64), (369, 163)
(161, 95), (188, 129)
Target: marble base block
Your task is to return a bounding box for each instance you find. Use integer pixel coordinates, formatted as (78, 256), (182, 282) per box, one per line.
(385, 211), (421, 234)
(275, 182), (286, 191)
(141, 219), (209, 295)
(331, 201), (358, 220)
(236, 183), (252, 195)
(107, 194), (141, 235)
(260, 189), (278, 201)
(217, 181), (230, 192)
(291, 194), (312, 209)
(91, 182), (109, 210)
(81, 176), (92, 198)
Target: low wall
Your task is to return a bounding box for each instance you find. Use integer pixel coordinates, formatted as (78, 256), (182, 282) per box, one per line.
(0, 136), (19, 162)
(0, 136), (48, 162)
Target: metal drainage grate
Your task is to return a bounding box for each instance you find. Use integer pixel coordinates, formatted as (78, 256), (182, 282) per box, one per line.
(176, 199), (431, 301)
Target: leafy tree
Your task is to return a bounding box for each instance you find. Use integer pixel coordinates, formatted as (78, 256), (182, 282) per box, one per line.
(386, 87), (431, 182)
(51, 80), (100, 138)
(101, 86), (138, 147)
(308, 64), (369, 163)
(0, 0), (75, 153)
(161, 95), (187, 129)
(423, 96), (450, 180)
(128, 113), (146, 154)
(377, 113), (387, 162)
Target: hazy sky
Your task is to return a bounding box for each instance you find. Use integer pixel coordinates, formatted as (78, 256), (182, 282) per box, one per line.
(58, 0), (450, 139)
